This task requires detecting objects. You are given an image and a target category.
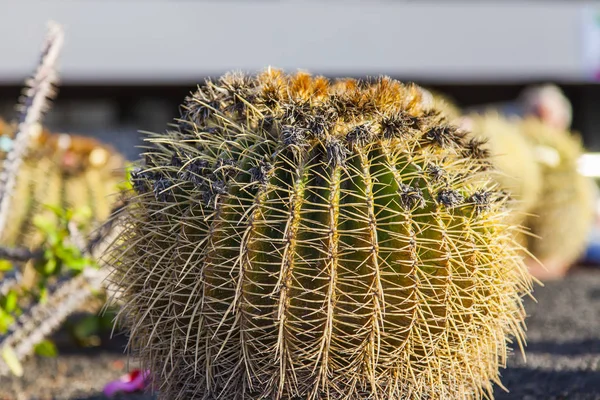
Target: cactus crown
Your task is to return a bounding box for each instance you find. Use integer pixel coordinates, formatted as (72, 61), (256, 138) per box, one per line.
(111, 69), (532, 399)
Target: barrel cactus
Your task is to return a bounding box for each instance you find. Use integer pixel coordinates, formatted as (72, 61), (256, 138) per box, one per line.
(519, 118), (595, 278)
(109, 69), (532, 399)
(462, 113), (542, 225)
(0, 120), (125, 248)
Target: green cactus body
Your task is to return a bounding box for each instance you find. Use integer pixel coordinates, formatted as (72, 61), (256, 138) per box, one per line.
(111, 69), (532, 399)
(519, 118), (595, 272)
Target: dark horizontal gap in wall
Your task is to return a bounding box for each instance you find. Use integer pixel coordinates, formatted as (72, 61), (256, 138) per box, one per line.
(0, 82), (599, 150)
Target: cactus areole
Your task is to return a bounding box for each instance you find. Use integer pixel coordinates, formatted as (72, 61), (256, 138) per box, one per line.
(110, 69), (532, 400)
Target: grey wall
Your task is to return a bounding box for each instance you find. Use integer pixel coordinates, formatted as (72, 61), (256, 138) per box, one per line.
(0, 1), (592, 84)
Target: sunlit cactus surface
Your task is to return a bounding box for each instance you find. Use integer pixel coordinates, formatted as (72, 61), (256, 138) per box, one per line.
(109, 69), (532, 400)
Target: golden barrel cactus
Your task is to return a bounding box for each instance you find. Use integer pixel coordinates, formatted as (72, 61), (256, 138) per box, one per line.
(462, 113), (542, 224)
(519, 118), (595, 278)
(109, 69), (532, 399)
(0, 121), (125, 248)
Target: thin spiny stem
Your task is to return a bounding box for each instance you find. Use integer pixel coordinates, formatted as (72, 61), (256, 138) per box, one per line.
(0, 21), (64, 236)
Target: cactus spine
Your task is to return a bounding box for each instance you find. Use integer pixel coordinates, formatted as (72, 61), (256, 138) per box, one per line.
(110, 69), (532, 400)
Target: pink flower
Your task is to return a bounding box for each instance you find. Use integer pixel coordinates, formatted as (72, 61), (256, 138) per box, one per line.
(103, 369), (150, 397)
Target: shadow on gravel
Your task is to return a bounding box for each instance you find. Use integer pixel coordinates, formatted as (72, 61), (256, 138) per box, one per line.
(52, 331), (130, 356)
(589, 288), (600, 300)
(495, 368), (600, 400)
(526, 339), (600, 356)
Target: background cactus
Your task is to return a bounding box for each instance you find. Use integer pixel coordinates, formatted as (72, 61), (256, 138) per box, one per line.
(0, 120), (127, 373)
(463, 113), (543, 225)
(0, 121), (125, 249)
(0, 23), (129, 374)
(109, 69), (532, 399)
(518, 118), (596, 278)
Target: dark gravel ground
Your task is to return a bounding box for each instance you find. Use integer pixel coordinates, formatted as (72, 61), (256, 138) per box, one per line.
(0, 267), (598, 400)
(494, 267), (600, 400)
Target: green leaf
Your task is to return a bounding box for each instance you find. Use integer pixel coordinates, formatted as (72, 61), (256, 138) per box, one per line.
(0, 309), (15, 334)
(43, 258), (58, 275)
(72, 206), (92, 222)
(66, 257), (90, 272)
(0, 260), (13, 272)
(54, 246), (74, 261)
(3, 291), (17, 313)
(33, 340), (58, 358)
(32, 214), (55, 234)
(1, 346), (23, 377)
(117, 164), (135, 191)
(38, 286), (48, 302)
(43, 203), (66, 218)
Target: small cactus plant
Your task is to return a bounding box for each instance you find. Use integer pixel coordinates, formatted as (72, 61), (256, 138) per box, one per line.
(109, 69), (532, 399)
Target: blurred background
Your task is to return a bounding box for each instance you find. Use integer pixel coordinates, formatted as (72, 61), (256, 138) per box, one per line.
(2, 1), (600, 158)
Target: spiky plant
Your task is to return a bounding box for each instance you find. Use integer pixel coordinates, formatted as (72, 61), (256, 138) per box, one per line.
(109, 69), (532, 400)
(0, 123), (126, 373)
(0, 202), (126, 376)
(519, 118), (595, 277)
(0, 21), (62, 237)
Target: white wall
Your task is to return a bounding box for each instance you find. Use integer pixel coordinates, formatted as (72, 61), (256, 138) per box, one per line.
(0, 1), (593, 84)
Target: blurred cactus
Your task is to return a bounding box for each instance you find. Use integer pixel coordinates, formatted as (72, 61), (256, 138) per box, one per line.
(423, 89), (462, 122)
(109, 69), (532, 399)
(519, 118), (595, 278)
(0, 125), (127, 375)
(0, 122), (125, 249)
(463, 113), (542, 225)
